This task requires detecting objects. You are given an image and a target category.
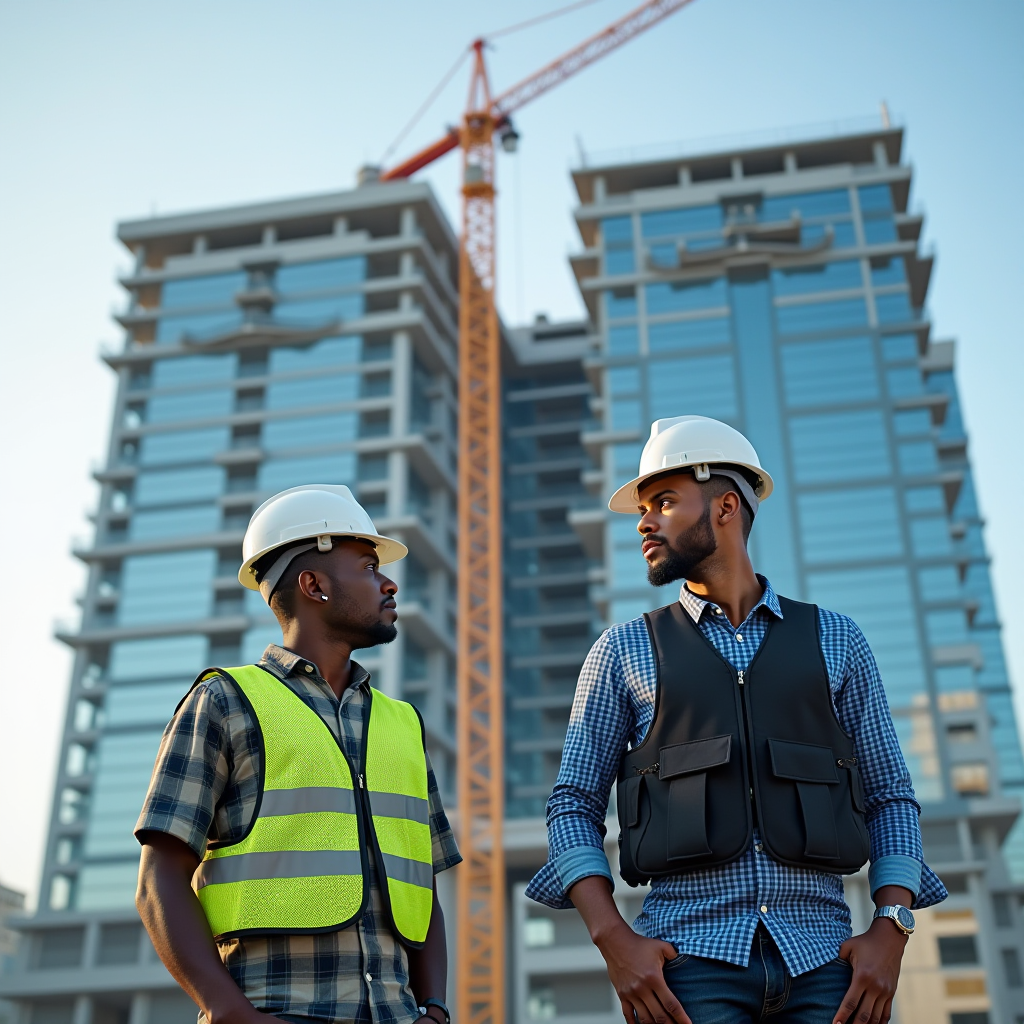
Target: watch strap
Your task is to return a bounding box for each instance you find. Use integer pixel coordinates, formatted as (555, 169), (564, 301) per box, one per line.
(873, 905), (913, 934)
(419, 998), (451, 1024)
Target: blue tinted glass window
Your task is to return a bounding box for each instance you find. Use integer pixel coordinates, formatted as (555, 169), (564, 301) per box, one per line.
(612, 443), (643, 486)
(880, 335), (918, 362)
(151, 354), (237, 388)
(109, 635), (208, 682)
(952, 472), (978, 519)
(162, 272), (247, 309)
(607, 325), (639, 355)
(934, 665), (974, 692)
(649, 243), (677, 268)
(918, 566), (961, 602)
(904, 486), (945, 513)
(805, 565), (925, 706)
(802, 222), (857, 248)
(276, 257), (365, 295)
(130, 505), (220, 541)
(119, 550), (216, 626)
(269, 336), (361, 373)
(771, 260), (862, 297)
(780, 337), (878, 408)
(775, 298), (868, 335)
(139, 427), (229, 466)
(886, 366), (924, 397)
(645, 278), (727, 315)
(266, 373), (359, 410)
(135, 466), (225, 507)
(258, 453), (356, 492)
(789, 409), (890, 484)
(263, 412), (358, 451)
(870, 258), (906, 286)
(876, 292), (914, 323)
(610, 517), (640, 544)
(243, 625), (283, 663)
(898, 441), (939, 476)
(274, 294), (364, 326)
(608, 367), (640, 395)
(146, 389), (233, 423)
(605, 289), (637, 320)
(686, 236), (725, 252)
(858, 185), (893, 214)
(106, 681), (191, 728)
(963, 564), (998, 625)
(926, 609), (968, 646)
(602, 217), (633, 243)
(909, 517), (952, 557)
(641, 206), (722, 238)
(605, 249), (636, 274)
(647, 354), (737, 422)
(648, 317), (730, 352)
(864, 218), (897, 244)
(893, 409), (931, 437)
(156, 311), (243, 345)
(761, 190), (851, 221)
(797, 487), (902, 565)
(610, 399), (642, 431)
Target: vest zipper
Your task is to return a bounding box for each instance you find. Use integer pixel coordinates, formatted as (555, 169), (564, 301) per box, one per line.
(737, 669), (756, 809)
(737, 670), (745, 686)
(357, 773), (365, 788)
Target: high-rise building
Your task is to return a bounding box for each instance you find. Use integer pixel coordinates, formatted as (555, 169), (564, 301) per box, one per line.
(510, 124), (1024, 1024)
(3, 121), (1022, 1024)
(0, 181), (462, 1024)
(0, 881), (26, 1024)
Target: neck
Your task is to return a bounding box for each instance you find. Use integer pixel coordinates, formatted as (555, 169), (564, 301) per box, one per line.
(280, 622), (355, 699)
(686, 549), (763, 628)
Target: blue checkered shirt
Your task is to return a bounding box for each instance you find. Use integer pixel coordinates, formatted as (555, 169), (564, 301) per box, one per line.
(525, 577), (947, 976)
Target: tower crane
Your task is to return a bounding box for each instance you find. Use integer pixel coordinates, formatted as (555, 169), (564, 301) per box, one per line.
(380, 3), (697, 1020)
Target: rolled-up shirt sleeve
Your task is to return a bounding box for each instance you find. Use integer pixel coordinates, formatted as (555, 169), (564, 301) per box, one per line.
(828, 611), (947, 910)
(526, 631), (635, 909)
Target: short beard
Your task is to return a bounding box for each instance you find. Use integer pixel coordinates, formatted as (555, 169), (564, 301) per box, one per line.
(326, 594), (399, 649)
(646, 500), (718, 587)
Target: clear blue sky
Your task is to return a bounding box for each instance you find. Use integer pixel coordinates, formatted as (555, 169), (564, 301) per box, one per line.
(1, 0), (1020, 902)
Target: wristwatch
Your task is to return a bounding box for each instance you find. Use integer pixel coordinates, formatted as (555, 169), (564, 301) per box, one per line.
(418, 998), (451, 1024)
(873, 905), (915, 935)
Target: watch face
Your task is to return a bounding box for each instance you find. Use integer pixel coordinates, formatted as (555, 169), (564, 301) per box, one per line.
(895, 906), (915, 931)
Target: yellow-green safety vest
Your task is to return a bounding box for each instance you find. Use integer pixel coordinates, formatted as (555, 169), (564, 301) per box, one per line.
(192, 665), (434, 946)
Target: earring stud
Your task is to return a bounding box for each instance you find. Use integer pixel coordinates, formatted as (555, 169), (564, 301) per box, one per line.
(320, 595), (328, 602)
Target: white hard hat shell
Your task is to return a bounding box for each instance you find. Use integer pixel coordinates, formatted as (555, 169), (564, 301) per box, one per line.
(608, 415), (774, 513)
(238, 484), (408, 591)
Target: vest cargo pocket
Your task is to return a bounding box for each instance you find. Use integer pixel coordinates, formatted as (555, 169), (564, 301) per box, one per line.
(768, 738), (840, 860)
(659, 735), (731, 862)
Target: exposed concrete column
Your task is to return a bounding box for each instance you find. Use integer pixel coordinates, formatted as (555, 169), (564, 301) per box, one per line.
(399, 251), (415, 279)
(783, 151), (797, 174)
(873, 140), (889, 168)
(128, 994), (151, 1024)
(192, 235), (208, 255)
(72, 996), (93, 1024)
(262, 225), (276, 246)
(81, 919), (100, 968)
(731, 157), (743, 180)
(677, 165), (691, 186)
(134, 245), (147, 273)
(593, 175), (606, 202)
(400, 206), (418, 238)
(392, 331), (412, 439)
(333, 216), (348, 236)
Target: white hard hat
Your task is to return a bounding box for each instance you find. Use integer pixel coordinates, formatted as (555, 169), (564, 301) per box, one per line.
(238, 484), (408, 600)
(608, 416), (774, 514)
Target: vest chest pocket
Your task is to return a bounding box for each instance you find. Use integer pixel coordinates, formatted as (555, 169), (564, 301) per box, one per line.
(659, 735), (732, 862)
(768, 739), (840, 860)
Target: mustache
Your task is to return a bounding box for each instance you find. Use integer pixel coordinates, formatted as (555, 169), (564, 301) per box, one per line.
(381, 596), (397, 609)
(643, 533), (670, 546)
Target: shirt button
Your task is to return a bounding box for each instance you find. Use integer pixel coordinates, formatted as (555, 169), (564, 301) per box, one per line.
(304, 664), (314, 673)
(736, 634), (744, 642)
(365, 972), (372, 983)
(760, 905), (768, 913)
(755, 843), (763, 852)
(713, 606), (723, 615)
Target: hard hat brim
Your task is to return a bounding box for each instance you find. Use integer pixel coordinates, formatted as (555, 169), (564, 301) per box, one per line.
(608, 462), (775, 514)
(237, 531), (409, 591)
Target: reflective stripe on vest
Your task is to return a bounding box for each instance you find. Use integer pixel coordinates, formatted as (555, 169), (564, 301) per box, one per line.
(193, 665), (433, 945)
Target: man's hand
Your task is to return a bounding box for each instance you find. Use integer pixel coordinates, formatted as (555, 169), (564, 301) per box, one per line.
(832, 912), (909, 1024)
(597, 921), (692, 1024)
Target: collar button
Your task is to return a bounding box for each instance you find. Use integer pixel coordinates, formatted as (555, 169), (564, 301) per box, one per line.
(304, 664), (314, 673)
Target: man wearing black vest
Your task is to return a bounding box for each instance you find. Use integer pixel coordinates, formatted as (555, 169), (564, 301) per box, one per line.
(526, 416), (946, 1024)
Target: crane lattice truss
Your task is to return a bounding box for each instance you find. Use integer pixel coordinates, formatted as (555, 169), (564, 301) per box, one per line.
(380, 5), (697, 1021)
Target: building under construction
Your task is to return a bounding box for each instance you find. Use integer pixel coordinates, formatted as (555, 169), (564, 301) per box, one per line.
(2, 123), (1023, 1024)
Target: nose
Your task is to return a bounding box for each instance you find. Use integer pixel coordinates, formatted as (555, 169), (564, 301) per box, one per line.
(637, 511), (656, 535)
(381, 574), (398, 596)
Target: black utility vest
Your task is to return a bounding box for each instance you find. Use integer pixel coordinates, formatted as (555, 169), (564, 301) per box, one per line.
(617, 596), (870, 885)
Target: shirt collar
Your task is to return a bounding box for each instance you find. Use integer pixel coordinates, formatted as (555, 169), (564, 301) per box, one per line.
(259, 643), (371, 691)
(678, 574), (783, 625)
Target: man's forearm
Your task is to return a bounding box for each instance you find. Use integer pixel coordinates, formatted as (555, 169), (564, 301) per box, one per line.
(408, 886), (448, 1018)
(137, 837), (259, 1024)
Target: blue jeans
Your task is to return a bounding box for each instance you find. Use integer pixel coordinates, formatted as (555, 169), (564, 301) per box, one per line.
(662, 927), (853, 1023)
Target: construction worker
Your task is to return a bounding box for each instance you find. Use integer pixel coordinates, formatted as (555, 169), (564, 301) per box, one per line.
(526, 417), (947, 1024)
(135, 485), (457, 1024)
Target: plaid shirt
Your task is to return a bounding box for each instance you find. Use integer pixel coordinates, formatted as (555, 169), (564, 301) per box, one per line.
(526, 577), (946, 976)
(136, 644), (461, 1024)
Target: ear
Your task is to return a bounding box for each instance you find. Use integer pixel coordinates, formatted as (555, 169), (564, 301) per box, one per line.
(714, 488), (743, 529)
(296, 569), (329, 604)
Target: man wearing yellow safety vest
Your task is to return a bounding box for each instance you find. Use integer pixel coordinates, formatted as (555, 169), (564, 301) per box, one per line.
(135, 485), (459, 1024)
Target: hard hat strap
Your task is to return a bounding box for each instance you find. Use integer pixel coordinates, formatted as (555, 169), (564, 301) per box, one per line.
(705, 468), (760, 518)
(258, 541), (319, 603)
